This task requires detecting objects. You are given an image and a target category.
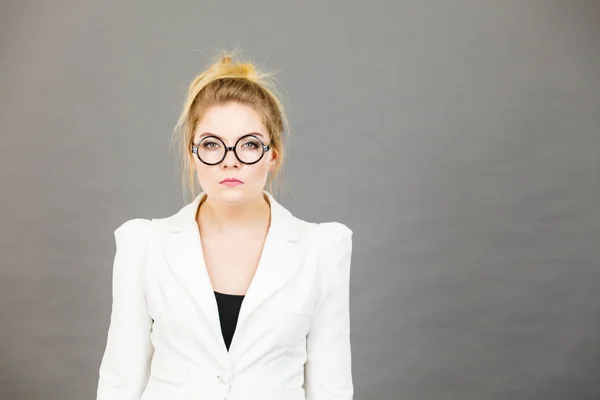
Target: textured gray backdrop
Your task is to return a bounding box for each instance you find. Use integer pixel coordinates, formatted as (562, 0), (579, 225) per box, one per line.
(1, 1), (599, 399)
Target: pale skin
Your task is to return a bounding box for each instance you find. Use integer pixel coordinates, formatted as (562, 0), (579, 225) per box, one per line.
(191, 101), (278, 296)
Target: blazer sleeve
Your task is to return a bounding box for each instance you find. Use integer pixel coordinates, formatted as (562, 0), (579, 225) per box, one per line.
(304, 222), (354, 400)
(97, 218), (154, 400)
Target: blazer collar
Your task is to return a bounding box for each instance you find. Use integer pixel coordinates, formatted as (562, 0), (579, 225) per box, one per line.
(166, 189), (299, 242)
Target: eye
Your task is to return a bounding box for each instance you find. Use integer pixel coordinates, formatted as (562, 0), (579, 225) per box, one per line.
(243, 141), (259, 149)
(202, 140), (220, 149)
(239, 137), (262, 150)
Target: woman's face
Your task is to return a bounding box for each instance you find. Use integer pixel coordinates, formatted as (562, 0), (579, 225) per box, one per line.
(192, 102), (276, 205)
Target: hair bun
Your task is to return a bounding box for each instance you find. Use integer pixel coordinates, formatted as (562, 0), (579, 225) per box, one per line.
(219, 55), (233, 65)
(211, 53), (257, 81)
(235, 63), (257, 80)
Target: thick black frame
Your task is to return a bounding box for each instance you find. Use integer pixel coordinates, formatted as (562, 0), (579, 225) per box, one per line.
(191, 133), (271, 166)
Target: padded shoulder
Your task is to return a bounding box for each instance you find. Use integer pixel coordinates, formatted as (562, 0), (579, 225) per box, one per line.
(317, 221), (353, 247)
(315, 221), (353, 278)
(114, 218), (152, 243)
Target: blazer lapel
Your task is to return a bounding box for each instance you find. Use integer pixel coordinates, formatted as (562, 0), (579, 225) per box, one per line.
(162, 190), (304, 351)
(236, 193), (303, 331)
(163, 194), (224, 355)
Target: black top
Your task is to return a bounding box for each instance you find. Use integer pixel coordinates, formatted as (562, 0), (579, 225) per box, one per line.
(214, 291), (245, 351)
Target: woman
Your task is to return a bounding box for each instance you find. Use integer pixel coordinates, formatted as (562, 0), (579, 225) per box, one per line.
(96, 51), (354, 400)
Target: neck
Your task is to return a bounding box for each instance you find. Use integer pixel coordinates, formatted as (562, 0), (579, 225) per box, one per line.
(196, 192), (271, 236)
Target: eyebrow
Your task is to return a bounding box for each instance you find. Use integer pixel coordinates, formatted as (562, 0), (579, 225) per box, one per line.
(196, 132), (265, 140)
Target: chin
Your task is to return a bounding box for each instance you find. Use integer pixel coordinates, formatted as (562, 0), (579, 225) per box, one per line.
(215, 186), (249, 204)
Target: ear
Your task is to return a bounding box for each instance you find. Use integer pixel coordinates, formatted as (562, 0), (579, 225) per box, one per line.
(269, 150), (278, 172)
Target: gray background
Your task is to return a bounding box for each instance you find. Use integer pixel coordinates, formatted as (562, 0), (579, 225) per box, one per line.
(1, 1), (599, 399)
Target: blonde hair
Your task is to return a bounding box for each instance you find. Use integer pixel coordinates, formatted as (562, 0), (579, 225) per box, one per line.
(171, 49), (290, 202)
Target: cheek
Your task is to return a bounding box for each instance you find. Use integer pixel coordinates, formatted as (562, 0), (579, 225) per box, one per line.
(253, 159), (272, 177)
(240, 161), (271, 186)
(193, 161), (213, 181)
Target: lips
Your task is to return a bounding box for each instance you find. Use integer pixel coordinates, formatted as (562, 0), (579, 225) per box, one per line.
(220, 178), (243, 184)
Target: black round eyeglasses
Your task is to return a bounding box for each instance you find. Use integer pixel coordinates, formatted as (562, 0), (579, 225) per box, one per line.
(191, 134), (271, 166)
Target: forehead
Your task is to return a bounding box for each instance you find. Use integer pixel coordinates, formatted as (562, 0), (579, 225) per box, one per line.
(194, 102), (267, 140)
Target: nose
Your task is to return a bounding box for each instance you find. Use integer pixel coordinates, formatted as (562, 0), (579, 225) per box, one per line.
(221, 147), (240, 168)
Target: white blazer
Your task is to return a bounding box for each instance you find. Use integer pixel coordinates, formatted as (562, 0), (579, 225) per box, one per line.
(96, 190), (354, 400)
